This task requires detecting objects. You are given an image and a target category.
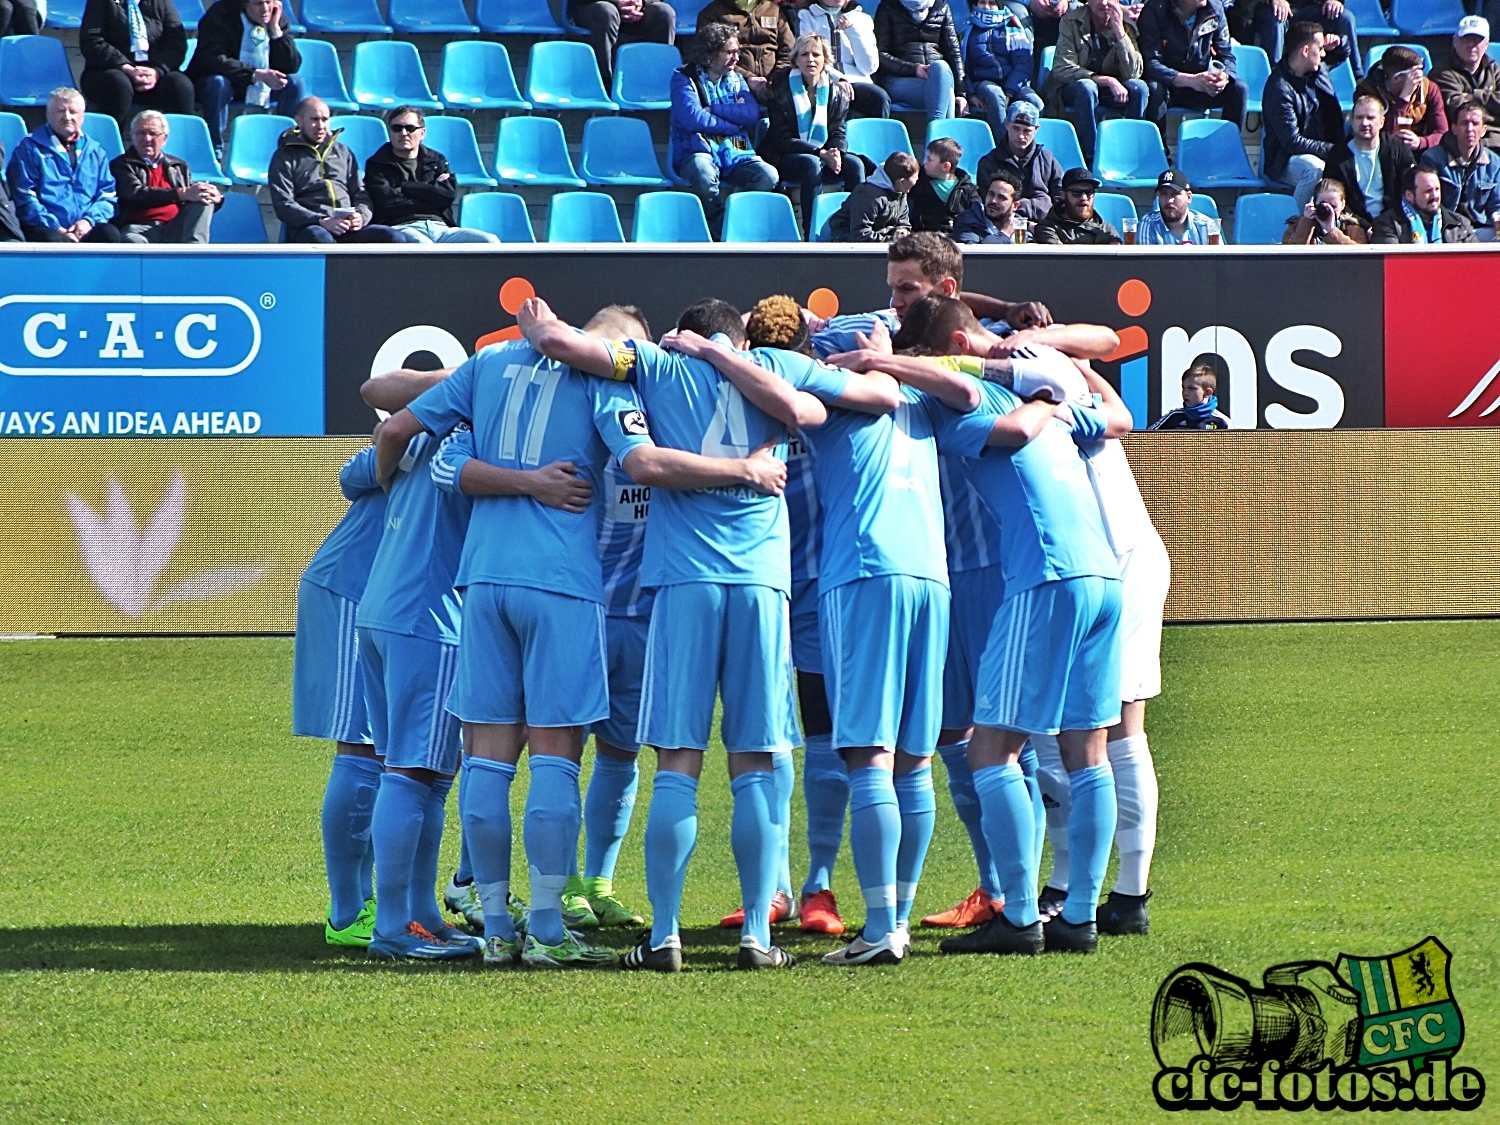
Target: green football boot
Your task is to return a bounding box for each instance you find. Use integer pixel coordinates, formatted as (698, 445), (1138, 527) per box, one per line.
(521, 929), (616, 969)
(581, 876), (644, 928)
(325, 897), (376, 949)
(443, 878), (484, 933)
(561, 875), (600, 929)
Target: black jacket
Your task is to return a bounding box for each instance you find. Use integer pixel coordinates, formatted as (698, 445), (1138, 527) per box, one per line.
(110, 145), (193, 223)
(757, 66), (851, 161)
(187, 0), (300, 99)
(0, 148), (23, 241)
(908, 166), (977, 233)
(873, 0), (964, 87)
(1033, 202), (1121, 243)
(80, 0), (187, 76)
(1369, 204), (1477, 244)
(975, 139), (1062, 221)
(829, 167), (910, 240)
(1261, 61), (1344, 179)
(1137, 0), (1235, 85)
(1323, 135), (1415, 224)
(364, 142), (457, 227)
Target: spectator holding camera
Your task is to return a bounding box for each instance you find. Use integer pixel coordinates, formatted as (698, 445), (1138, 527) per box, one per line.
(1042, 0), (1148, 165)
(1421, 97), (1500, 240)
(1356, 45), (1448, 154)
(1323, 93), (1415, 226)
(1138, 0), (1247, 130)
(1281, 177), (1369, 242)
(1263, 21), (1346, 206)
(1150, 364), (1231, 429)
(1371, 163), (1479, 242)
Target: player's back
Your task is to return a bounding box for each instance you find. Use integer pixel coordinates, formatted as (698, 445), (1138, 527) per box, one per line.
(1076, 437), (1162, 560)
(811, 310), (899, 361)
(302, 445), (389, 603)
(783, 430), (821, 586)
(938, 451), (1003, 575)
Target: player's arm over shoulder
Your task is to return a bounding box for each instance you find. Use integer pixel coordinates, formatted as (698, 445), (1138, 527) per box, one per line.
(339, 445), (381, 499)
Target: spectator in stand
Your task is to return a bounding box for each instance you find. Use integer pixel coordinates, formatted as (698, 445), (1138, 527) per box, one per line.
(953, 167), (1023, 241)
(1282, 176), (1369, 242)
(0, 146), (22, 242)
(1262, 21), (1345, 205)
(365, 107), (499, 244)
(571, 0), (676, 88)
(697, 0), (793, 97)
(1237, 0), (1360, 80)
(8, 88), (123, 242)
(112, 110), (220, 243)
(1138, 0), (1247, 130)
(873, 0), (967, 121)
(1323, 93), (1413, 225)
(829, 149), (917, 239)
(80, 0), (194, 126)
(1135, 168), (1220, 243)
(0, 0), (39, 36)
(1371, 163), (1478, 242)
(965, 0), (1043, 137)
(670, 23), (778, 229)
(1422, 97), (1500, 240)
(269, 97), (411, 244)
(188, 0), (306, 159)
(1150, 364), (1231, 429)
(1034, 165), (1122, 242)
(1042, 0), (1148, 164)
(797, 0), (892, 119)
(909, 135), (978, 232)
(1433, 17), (1500, 149)
(975, 99), (1062, 218)
(1356, 46), (1448, 155)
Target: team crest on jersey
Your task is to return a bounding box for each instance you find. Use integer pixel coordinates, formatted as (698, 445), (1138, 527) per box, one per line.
(618, 409), (649, 436)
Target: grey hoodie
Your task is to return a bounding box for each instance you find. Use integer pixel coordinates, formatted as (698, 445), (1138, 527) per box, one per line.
(267, 126), (373, 232)
(829, 166), (912, 241)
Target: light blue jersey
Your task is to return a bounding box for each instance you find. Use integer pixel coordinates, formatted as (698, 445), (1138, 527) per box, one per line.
(597, 456), (652, 618)
(300, 445), (389, 602)
(811, 309), (900, 361)
(784, 431), (820, 584)
(938, 452), (1003, 575)
(355, 432), (472, 644)
(407, 338), (652, 602)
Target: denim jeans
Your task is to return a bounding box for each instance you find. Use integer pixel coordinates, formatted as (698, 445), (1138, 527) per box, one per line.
(772, 151), (865, 236)
(197, 71), (309, 153)
(285, 222), (414, 243)
(676, 152), (778, 222)
(881, 59), (956, 121)
(1280, 152), (1325, 206)
(971, 80), (1044, 139)
(1060, 77), (1149, 162)
(397, 219), (501, 244)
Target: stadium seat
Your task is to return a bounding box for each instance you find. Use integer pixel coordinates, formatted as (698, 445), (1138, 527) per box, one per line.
(1233, 191), (1300, 244)
(1092, 191), (1137, 232)
(301, 0), (389, 33)
(1330, 58), (1357, 112)
(1490, 43), (1500, 64)
(1188, 193), (1220, 219)
(0, 36), (74, 106)
(0, 110), (23, 157)
(329, 114), (387, 166)
(209, 190), (269, 243)
(1176, 118), (1264, 188)
(163, 114), (232, 185)
(298, 38), (358, 113)
(476, 0), (565, 33)
(459, 191), (536, 241)
(353, 41), (442, 112)
(579, 116), (668, 186)
(492, 115), (586, 187)
(226, 113), (292, 185)
(389, 0), (477, 33)
(82, 112), (123, 159)
(672, 0), (710, 34)
(527, 41), (618, 111)
(1038, 45), (1055, 93)
(44, 0), (83, 28)
(845, 118), (913, 167)
(810, 190), (848, 242)
(1233, 43), (1271, 115)
(1390, 0), (1465, 36)
(181, 0), (206, 29)
(422, 116), (498, 187)
(949, 0), (970, 33)
(928, 118), (993, 176)
(1035, 118), (1086, 175)
(440, 41), (530, 111)
(1367, 42), (1432, 72)
(631, 190), (712, 242)
(1345, 0), (1401, 36)
(612, 41), (680, 111)
(722, 191), (801, 242)
(1093, 118), (1169, 188)
(548, 191), (625, 242)
(183, 37), (196, 69)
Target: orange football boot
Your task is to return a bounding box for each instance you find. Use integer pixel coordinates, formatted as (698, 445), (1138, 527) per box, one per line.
(920, 887), (1004, 928)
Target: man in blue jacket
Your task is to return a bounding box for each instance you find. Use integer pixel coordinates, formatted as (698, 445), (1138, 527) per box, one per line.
(1138, 0), (1246, 129)
(1422, 97), (1500, 239)
(1262, 22), (1345, 205)
(7, 88), (122, 242)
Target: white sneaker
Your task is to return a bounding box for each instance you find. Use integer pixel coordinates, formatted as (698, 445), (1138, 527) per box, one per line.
(894, 921), (912, 957)
(821, 931), (904, 966)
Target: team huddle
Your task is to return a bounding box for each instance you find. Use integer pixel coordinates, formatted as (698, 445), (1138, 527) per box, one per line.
(292, 232), (1171, 971)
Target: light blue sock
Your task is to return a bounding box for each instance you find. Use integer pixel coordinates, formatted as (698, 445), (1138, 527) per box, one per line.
(893, 766), (936, 927)
(460, 757), (516, 942)
(1019, 743), (1046, 874)
(321, 754), (382, 930)
(730, 770), (779, 950)
(454, 758), (473, 886)
(1064, 764), (1118, 925)
(583, 752), (639, 881)
(771, 752), (794, 897)
(524, 755), (582, 947)
(359, 834), (375, 906)
(409, 776), (452, 934)
(973, 763), (1039, 927)
(938, 741), (1001, 899)
(371, 773), (429, 941)
(800, 735), (847, 895)
(645, 770), (698, 949)
(848, 766), (900, 942)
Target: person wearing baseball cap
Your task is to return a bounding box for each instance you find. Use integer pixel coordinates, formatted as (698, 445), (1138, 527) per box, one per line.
(1433, 15), (1500, 149)
(1033, 166), (1122, 243)
(974, 98), (1064, 221)
(1134, 169), (1221, 244)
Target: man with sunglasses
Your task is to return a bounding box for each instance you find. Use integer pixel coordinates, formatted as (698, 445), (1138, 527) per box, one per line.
(365, 106), (499, 245)
(1033, 167), (1122, 243)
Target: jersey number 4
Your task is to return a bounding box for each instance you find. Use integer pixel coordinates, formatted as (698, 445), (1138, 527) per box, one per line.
(701, 381), (751, 458)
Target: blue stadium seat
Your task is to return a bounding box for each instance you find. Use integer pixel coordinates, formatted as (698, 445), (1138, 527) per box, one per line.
(722, 191), (801, 242)
(1330, 58), (1357, 112)
(226, 113), (292, 185)
(1038, 45), (1055, 93)
(1233, 192), (1299, 244)
(422, 116), (498, 187)
(1093, 118), (1169, 188)
(1490, 43), (1500, 64)
(44, 0), (83, 28)
(527, 41), (618, 111)
(810, 190), (848, 242)
(82, 112), (123, 159)
(492, 115), (586, 186)
(1232, 43), (1271, 115)
(612, 41), (680, 111)
(476, 0), (565, 33)
(1035, 118), (1086, 175)
(1367, 42), (1433, 71)
(1177, 118), (1263, 188)
(389, 0), (477, 33)
(548, 191), (625, 242)
(0, 110), (24, 158)
(580, 116), (668, 186)
(927, 118), (993, 176)
(0, 36), (74, 106)
(459, 191), (536, 240)
(209, 190), (269, 243)
(1188, 193), (1220, 219)
(162, 113), (231, 184)
(183, 37), (196, 69)
(1390, 0), (1465, 35)
(353, 41), (442, 112)
(1345, 0), (1401, 36)
(175, 0), (203, 30)
(950, 0), (971, 34)
(301, 0), (389, 32)
(1092, 192), (1137, 232)
(298, 38), (358, 113)
(329, 114), (386, 166)
(845, 118), (913, 167)
(673, 0), (710, 34)
(440, 41), (530, 111)
(631, 190), (712, 242)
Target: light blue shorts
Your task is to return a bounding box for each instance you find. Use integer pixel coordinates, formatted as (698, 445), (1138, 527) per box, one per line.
(820, 574), (949, 756)
(974, 575), (1123, 736)
(359, 627), (461, 774)
(789, 577), (822, 674)
(941, 564), (1007, 730)
(291, 580), (371, 744)
(589, 613), (649, 752)
(638, 582), (801, 753)
(448, 582), (609, 728)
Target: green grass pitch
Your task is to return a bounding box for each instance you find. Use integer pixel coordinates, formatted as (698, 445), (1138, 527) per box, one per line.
(0, 621), (1496, 1122)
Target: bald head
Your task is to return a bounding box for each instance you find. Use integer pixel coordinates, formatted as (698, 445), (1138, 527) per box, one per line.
(295, 97), (331, 145)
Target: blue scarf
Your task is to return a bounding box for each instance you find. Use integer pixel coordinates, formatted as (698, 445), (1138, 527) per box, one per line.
(125, 0), (150, 60)
(789, 69), (829, 147)
(1401, 199), (1441, 243)
(1184, 394), (1219, 421)
(969, 5), (1005, 26)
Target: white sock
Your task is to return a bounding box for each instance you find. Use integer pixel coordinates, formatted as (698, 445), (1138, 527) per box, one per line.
(530, 867), (568, 916)
(1108, 733), (1159, 896)
(1031, 733), (1071, 891)
(475, 879), (509, 916)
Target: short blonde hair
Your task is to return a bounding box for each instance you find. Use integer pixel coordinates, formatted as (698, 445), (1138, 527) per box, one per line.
(790, 33), (830, 68)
